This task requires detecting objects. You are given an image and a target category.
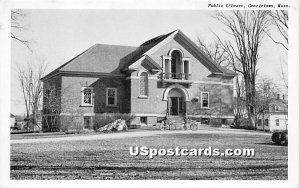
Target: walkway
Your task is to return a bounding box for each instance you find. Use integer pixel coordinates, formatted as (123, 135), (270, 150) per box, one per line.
(11, 126), (271, 144)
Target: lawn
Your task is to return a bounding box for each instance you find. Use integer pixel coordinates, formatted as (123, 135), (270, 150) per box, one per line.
(10, 130), (288, 180)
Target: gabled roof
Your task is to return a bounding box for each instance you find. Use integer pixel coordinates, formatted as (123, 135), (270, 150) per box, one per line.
(119, 30), (176, 70)
(42, 44), (137, 80)
(120, 29), (236, 76)
(10, 113), (15, 118)
(126, 55), (162, 70)
(42, 29), (236, 81)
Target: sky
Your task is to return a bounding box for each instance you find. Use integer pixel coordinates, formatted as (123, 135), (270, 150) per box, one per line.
(11, 10), (288, 115)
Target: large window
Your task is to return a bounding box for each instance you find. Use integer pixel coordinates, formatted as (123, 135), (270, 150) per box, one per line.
(171, 50), (181, 79)
(82, 87), (93, 106)
(139, 72), (148, 96)
(201, 92), (209, 108)
(106, 88), (117, 106)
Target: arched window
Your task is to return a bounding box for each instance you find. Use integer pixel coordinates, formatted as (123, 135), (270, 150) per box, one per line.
(171, 51), (181, 79)
(140, 72), (148, 96)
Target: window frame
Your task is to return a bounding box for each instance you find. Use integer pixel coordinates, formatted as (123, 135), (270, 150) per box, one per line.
(106, 88), (118, 107)
(275, 119), (279, 126)
(81, 87), (93, 106)
(201, 92), (210, 108)
(264, 119), (269, 126)
(140, 116), (147, 124)
(139, 72), (149, 97)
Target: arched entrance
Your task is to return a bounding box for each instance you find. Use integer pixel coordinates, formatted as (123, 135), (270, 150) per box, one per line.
(167, 88), (186, 116)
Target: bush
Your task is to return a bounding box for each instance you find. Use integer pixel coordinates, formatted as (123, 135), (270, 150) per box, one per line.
(60, 114), (84, 134)
(272, 132), (288, 145)
(93, 113), (135, 130)
(230, 118), (256, 130)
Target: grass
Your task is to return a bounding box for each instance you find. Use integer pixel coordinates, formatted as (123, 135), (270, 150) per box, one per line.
(10, 130), (287, 180)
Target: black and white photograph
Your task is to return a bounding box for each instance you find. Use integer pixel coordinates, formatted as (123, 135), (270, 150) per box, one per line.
(0, 0), (299, 187)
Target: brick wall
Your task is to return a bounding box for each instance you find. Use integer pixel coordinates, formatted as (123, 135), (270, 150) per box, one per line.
(129, 37), (235, 125)
(186, 83), (234, 117)
(42, 36), (235, 129)
(60, 75), (131, 114)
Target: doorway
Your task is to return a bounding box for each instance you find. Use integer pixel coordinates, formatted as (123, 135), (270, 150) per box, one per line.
(169, 97), (184, 115)
(167, 88), (185, 116)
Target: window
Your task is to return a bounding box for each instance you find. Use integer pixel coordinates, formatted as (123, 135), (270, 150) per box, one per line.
(84, 116), (92, 129)
(258, 119), (262, 126)
(171, 50), (181, 79)
(106, 88), (117, 106)
(139, 72), (148, 96)
(201, 92), (209, 108)
(264, 119), (269, 126)
(276, 119), (279, 126)
(82, 87), (93, 106)
(140, 117), (147, 124)
(274, 105), (280, 111)
(201, 118), (210, 124)
(282, 95), (286, 100)
(221, 118), (226, 125)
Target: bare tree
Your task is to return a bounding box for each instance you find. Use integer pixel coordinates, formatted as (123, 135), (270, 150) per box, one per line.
(197, 36), (248, 124)
(267, 10), (288, 50)
(42, 83), (61, 131)
(197, 39), (228, 66)
(279, 60), (288, 92)
(17, 60), (46, 130)
(214, 10), (271, 128)
(255, 77), (278, 130)
(267, 11), (288, 97)
(42, 83), (77, 132)
(11, 9), (31, 49)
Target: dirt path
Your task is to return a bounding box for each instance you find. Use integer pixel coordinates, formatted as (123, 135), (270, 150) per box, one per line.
(11, 127), (271, 144)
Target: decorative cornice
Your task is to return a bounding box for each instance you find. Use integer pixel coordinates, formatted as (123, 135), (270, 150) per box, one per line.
(41, 71), (127, 81)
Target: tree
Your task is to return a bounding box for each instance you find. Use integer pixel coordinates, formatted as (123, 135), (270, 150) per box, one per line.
(255, 77), (278, 131)
(197, 39), (228, 66)
(42, 83), (61, 131)
(17, 59), (46, 130)
(267, 10), (288, 50)
(214, 10), (271, 128)
(267, 10), (288, 96)
(197, 37), (247, 125)
(11, 9), (31, 49)
(279, 60), (288, 93)
(42, 83), (77, 132)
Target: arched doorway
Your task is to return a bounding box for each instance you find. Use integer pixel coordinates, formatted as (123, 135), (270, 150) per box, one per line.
(167, 88), (186, 116)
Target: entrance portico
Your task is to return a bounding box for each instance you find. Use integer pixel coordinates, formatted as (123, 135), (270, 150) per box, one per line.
(163, 84), (190, 116)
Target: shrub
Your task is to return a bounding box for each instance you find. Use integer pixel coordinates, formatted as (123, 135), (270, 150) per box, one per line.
(60, 114), (84, 134)
(272, 132), (288, 145)
(271, 132), (281, 144)
(93, 113), (135, 130)
(281, 132), (288, 145)
(230, 118), (256, 130)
